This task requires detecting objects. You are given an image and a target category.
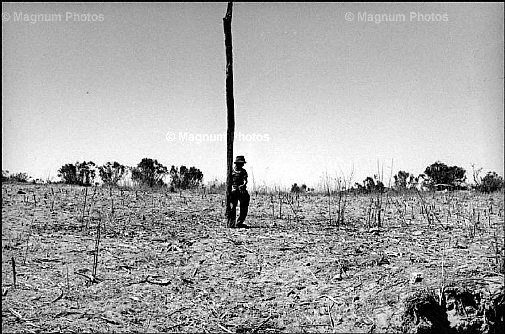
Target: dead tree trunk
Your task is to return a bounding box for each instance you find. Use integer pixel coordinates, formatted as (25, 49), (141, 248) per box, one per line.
(223, 2), (235, 227)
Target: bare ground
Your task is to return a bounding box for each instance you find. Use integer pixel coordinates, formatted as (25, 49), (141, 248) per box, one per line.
(2, 182), (504, 333)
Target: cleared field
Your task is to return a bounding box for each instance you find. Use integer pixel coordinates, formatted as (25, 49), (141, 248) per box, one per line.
(2, 182), (504, 333)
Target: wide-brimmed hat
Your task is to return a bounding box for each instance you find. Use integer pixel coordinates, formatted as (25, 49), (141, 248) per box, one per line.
(234, 155), (246, 164)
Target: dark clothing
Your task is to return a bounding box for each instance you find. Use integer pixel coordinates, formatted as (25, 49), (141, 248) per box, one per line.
(231, 167), (248, 192)
(228, 166), (249, 227)
(230, 189), (250, 226)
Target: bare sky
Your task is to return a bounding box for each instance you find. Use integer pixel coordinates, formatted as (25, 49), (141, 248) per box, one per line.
(2, 3), (504, 188)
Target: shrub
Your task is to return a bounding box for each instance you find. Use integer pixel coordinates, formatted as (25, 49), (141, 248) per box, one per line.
(131, 158), (168, 188)
(99, 161), (126, 186)
(76, 161), (97, 186)
(363, 176), (385, 193)
(58, 161), (97, 186)
(58, 163), (78, 184)
(170, 165), (204, 190)
(394, 171), (412, 190)
(9, 172), (29, 183)
(424, 161), (466, 190)
(478, 172), (504, 193)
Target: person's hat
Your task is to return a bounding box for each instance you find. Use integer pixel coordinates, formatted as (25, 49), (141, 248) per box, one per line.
(234, 155), (246, 164)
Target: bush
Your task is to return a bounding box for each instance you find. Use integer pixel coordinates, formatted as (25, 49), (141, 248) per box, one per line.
(58, 161), (97, 186)
(99, 161), (126, 186)
(362, 176), (385, 193)
(58, 163), (78, 184)
(424, 161), (466, 190)
(169, 165), (204, 190)
(478, 172), (504, 193)
(394, 171), (413, 190)
(8, 172), (30, 183)
(76, 161), (97, 186)
(131, 158), (168, 188)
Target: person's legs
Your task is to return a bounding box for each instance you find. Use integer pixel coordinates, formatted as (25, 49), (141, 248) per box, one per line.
(228, 192), (238, 227)
(237, 191), (250, 225)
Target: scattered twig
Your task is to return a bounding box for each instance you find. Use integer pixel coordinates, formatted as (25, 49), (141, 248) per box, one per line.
(8, 308), (28, 322)
(75, 271), (101, 284)
(43, 288), (64, 304)
(145, 276), (171, 286)
(165, 322), (186, 331)
(316, 294), (339, 305)
(52, 288), (65, 303)
(327, 304), (335, 329)
(66, 263), (70, 293)
(252, 314), (274, 333)
(167, 307), (189, 317)
(217, 323), (233, 333)
(23, 227), (31, 265)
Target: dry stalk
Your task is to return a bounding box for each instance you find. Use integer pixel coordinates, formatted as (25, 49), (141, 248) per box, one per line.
(92, 213), (102, 280)
(81, 187), (88, 228)
(11, 256), (17, 289)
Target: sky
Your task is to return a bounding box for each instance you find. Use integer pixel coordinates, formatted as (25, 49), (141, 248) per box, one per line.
(2, 3), (504, 189)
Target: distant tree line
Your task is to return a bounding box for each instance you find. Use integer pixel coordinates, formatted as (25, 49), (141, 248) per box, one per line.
(54, 158), (204, 189)
(389, 161), (503, 193)
(3, 160), (503, 193)
(2, 171), (30, 183)
(388, 161), (502, 193)
(289, 161), (503, 194)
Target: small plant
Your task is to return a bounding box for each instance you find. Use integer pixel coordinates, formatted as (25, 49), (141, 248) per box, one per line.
(334, 170), (353, 226)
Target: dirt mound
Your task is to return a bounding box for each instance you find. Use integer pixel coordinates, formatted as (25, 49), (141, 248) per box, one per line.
(402, 289), (451, 333)
(401, 283), (504, 334)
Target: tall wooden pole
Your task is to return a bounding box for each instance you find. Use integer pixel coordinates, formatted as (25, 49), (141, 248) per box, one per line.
(223, 2), (235, 227)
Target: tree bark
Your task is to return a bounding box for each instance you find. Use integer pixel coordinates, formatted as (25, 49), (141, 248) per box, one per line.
(223, 2), (235, 227)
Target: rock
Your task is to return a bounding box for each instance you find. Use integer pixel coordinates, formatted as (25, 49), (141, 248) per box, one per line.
(369, 227), (380, 233)
(409, 272), (423, 284)
(376, 312), (389, 329)
(333, 273), (343, 281)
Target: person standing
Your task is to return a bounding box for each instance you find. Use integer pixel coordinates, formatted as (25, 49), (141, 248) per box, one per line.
(230, 155), (250, 228)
